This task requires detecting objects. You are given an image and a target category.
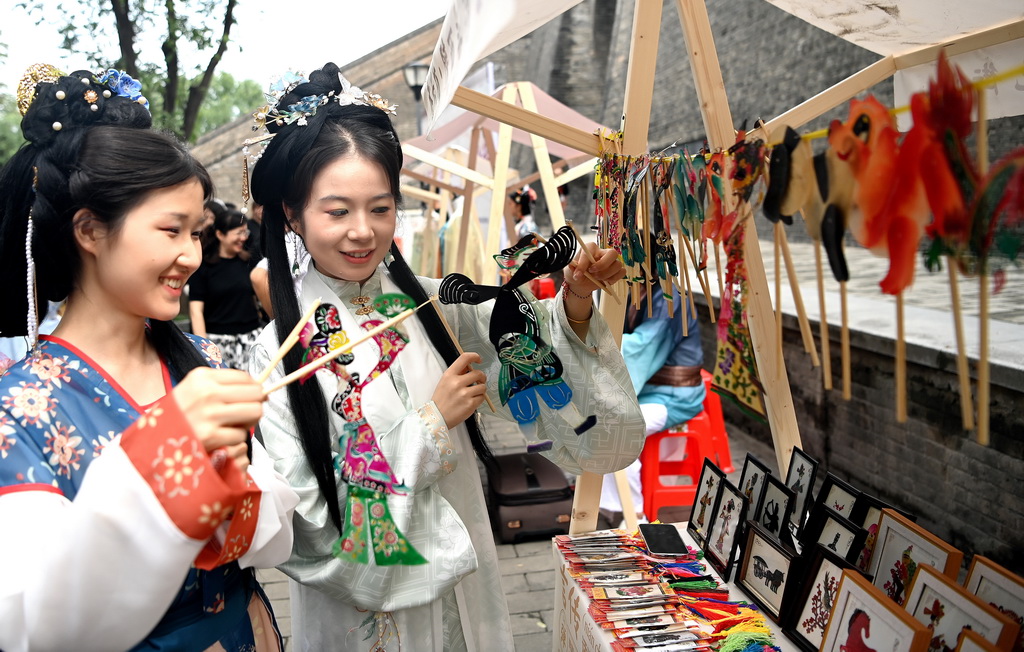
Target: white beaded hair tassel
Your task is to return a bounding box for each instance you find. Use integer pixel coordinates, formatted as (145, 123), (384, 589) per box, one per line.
(25, 206), (39, 348)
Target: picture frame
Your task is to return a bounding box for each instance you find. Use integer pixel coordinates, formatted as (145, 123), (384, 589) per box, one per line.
(904, 563), (1020, 651)
(738, 453), (772, 518)
(813, 472), (860, 518)
(754, 473), (796, 544)
(848, 494), (915, 574)
(955, 629), (1002, 652)
(819, 569), (929, 652)
(963, 555), (1024, 652)
(686, 458), (725, 549)
(702, 477), (748, 582)
(736, 520), (799, 623)
(867, 508), (963, 604)
(784, 446), (818, 529)
(783, 544), (857, 652)
(801, 505), (869, 565)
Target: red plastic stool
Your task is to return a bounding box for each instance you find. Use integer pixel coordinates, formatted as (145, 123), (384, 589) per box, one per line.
(639, 372), (734, 521)
(700, 369), (735, 474)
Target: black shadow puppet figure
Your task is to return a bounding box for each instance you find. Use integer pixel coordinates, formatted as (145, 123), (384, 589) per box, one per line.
(437, 226), (597, 447)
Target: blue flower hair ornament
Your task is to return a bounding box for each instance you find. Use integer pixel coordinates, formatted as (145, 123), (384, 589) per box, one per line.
(95, 69), (149, 110)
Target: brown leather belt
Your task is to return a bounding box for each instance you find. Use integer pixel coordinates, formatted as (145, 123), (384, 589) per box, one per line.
(647, 364), (703, 387)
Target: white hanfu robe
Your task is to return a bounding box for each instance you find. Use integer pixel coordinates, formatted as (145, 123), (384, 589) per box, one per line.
(250, 263), (644, 651)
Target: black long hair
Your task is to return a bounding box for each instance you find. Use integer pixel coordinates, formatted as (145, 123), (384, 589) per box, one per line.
(251, 62), (493, 535)
(0, 68), (214, 377)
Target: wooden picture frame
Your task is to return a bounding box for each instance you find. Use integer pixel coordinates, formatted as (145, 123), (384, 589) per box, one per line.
(686, 458), (725, 549)
(956, 629), (1002, 652)
(755, 473), (795, 545)
(820, 570), (930, 652)
(963, 555), (1024, 652)
(801, 505), (869, 565)
(702, 478), (747, 582)
(738, 453), (772, 518)
(848, 493), (914, 575)
(904, 563), (1020, 651)
(784, 446), (818, 529)
(867, 508), (963, 604)
(813, 472), (861, 519)
(736, 520), (799, 623)
(783, 544), (857, 652)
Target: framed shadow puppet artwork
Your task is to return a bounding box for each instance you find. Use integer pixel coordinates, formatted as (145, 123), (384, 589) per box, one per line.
(963, 555), (1024, 652)
(736, 520), (799, 624)
(703, 478), (748, 582)
(820, 569), (929, 652)
(785, 446), (818, 529)
(755, 473), (795, 545)
(687, 458), (725, 549)
(903, 563), (1020, 651)
(783, 544), (858, 652)
(867, 508), (963, 604)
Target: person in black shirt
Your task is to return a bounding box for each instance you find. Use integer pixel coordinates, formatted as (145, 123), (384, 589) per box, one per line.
(188, 206), (262, 368)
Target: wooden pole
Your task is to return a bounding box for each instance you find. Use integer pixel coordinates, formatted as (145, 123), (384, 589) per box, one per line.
(977, 91), (990, 446)
(518, 83), (567, 230)
(895, 293), (907, 422)
(948, 261), (975, 430)
(815, 243), (833, 391)
(676, 0), (802, 478)
(780, 228), (820, 366)
(774, 222), (784, 375)
(841, 280), (851, 400)
(571, 0), (662, 536)
(455, 127), (483, 277)
(484, 85), (518, 279)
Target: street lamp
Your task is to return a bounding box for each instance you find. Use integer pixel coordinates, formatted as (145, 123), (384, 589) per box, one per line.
(403, 61), (430, 136)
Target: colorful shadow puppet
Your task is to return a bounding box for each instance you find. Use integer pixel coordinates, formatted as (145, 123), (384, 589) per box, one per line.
(438, 226), (597, 442)
(298, 296), (427, 566)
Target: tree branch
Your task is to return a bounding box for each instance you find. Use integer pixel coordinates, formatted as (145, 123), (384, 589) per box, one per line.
(109, 0), (138, 77)
(181, 0), (236, 141)
(161, 0), (180, 119)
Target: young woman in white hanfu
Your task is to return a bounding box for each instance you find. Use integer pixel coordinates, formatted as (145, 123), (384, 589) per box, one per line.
(0, 65), (298, 651)
(247, 63), (645, 651)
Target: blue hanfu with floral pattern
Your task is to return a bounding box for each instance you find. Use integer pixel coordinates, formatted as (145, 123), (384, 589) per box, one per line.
(0, 334), (279, 651)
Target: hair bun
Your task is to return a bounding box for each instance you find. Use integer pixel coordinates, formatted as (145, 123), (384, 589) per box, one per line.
(19, 68), (152, 148)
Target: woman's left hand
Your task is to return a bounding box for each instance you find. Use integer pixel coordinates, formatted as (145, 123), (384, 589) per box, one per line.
(565, 243), (625, 296)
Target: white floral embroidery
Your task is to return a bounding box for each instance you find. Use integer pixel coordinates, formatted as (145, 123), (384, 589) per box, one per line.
(152, 436), (205, 498)
(3, 382), (55, 427)
(0, 414), (16, 459)
(92, 431), (116, 457)
(28, 353), (72, 388)
(137, 406), (164, 428)
(238, 496), (254, 521)
(42, 422), (83, 477)
(198, 501), (233, 528)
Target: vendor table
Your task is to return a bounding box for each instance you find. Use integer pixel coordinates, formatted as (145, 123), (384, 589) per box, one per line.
(550, 523), (798, 652)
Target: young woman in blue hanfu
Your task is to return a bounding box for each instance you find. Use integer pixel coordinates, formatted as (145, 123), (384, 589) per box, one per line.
(0, 65), (298, 652)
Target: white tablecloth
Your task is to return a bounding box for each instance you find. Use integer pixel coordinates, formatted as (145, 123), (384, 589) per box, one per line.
(550, 523), (797, 651)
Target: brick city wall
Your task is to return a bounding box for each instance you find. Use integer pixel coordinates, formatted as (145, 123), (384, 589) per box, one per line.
(692, 294), (1024, 576)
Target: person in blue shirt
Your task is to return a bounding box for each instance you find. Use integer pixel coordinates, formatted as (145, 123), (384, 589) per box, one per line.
(600, 282), (706, 525)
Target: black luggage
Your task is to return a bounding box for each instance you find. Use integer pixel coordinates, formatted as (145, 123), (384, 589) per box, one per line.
(484, 452), (574, 544)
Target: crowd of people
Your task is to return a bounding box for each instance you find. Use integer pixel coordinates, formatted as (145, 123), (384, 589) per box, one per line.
(0, 61), (701, 652)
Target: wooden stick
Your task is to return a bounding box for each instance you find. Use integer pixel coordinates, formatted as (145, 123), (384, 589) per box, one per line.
(683, 236), (715, 323)
(256, 298), (322, 383)
(895, 293), (907, 423)
(780, 228), (820, 366)
(428, 296), (496, 413)
(538, 230), (621, 304)
(713, 241), (725, 302)
(840, 280), (851, 400)
(678, 239), (690, 337)
(566, 222), (617, 294)
(977, 89), (990, 446)
(815, 243), (833, 390)
(263, 305), (426, 395)
(978, 274), (990, 445)
(774, 223), (784, 374)
(947, 261), (975, 430)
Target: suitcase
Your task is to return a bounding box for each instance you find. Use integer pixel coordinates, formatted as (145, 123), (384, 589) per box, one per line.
(484, 452), (574, 544)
